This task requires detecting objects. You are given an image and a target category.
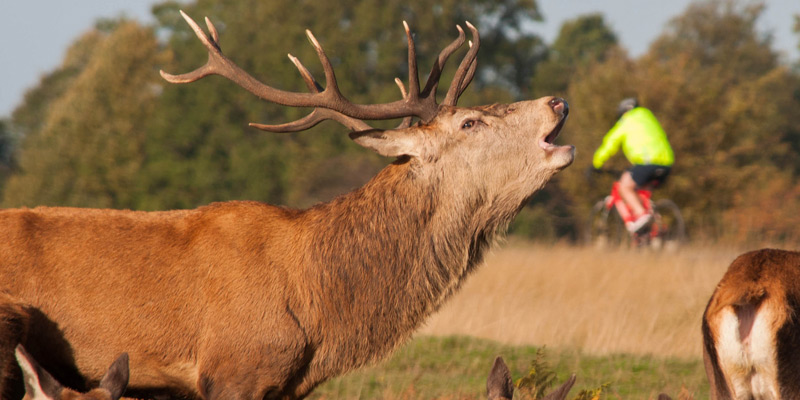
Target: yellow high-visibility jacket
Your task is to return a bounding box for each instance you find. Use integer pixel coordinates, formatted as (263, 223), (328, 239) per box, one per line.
(592, 107), (674, 169)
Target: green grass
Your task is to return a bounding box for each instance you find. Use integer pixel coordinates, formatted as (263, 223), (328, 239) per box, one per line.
(309, 336), (708, 399)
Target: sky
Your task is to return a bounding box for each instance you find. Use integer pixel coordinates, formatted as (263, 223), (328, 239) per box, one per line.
(1, 1), (798, 118)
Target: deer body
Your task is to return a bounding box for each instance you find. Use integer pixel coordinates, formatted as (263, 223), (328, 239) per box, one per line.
(0, 12), (573, 400)
(702, 249), (800, 400)
(0, 100), (571, 399)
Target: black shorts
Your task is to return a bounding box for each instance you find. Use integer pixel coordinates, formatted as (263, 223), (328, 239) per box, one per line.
(629, 164), (671, 187)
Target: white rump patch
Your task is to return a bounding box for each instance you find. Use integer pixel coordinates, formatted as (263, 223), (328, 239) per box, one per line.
(716, 305), (780, 400)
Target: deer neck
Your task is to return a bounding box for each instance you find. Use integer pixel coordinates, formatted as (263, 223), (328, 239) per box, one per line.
(300, 159), (520, 369)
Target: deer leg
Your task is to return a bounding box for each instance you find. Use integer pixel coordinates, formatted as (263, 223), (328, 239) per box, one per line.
(0, 296), (31, 399)
(196, 311), (310, 400)
(198, 342), (310, 400)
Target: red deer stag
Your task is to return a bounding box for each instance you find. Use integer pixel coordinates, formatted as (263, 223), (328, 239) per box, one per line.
(702, 249), (800, 399)
(0, 11), (573, 400)
(15, 345), (128, 400)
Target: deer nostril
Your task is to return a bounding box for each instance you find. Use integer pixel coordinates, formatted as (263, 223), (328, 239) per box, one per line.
(548, 97), (568, 117)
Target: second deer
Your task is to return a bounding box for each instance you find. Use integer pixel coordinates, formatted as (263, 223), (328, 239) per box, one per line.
(702, 248), (800, 399)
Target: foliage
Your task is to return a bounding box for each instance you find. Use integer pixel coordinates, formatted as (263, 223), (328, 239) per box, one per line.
(517, 14), (618, 242)
(0, 119), (14, 198)
(570, 383), (610, 400)
(2, 21), (169, 208)
(515, 348), (558, 399)
(554, 0), (800, 243)
(531, 13), (618, 98)
(796, 14), (800, 46)
(515, 348), (612, 400)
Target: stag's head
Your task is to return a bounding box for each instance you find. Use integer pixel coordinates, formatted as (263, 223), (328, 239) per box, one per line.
(350, 98), (572, 199)
(161, 12), (573, 200)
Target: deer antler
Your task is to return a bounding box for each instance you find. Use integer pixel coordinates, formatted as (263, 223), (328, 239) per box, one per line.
(160, 11), (480, 132)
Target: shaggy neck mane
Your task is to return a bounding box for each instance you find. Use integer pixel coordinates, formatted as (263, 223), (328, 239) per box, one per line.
(297, 158), (520, 374)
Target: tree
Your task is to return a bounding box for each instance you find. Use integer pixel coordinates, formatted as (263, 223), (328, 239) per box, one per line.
(556, 0), (800, 243)
(2, 21), (168, 208)
(795, 14), (800, 69)
(9, 31), (105, 143)
(531, 13), (618, 97)
(0, 119), (13, 196)
(509, 13), (619, 241)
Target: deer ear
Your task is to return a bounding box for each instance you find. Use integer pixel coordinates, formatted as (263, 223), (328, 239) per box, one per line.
(15, 345), (64, 400)
(487, 356), (514, 400)
(99, 353), (129, 400)
(349, 129), (421, 158)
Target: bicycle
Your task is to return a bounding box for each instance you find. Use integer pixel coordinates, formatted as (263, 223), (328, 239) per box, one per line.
(586, 169), (686, 250)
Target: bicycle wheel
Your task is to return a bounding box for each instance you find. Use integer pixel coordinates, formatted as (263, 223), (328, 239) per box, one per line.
(650, 199), (686, 249)
(587, 199), (628, 248)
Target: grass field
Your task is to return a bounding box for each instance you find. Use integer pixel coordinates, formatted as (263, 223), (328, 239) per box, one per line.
(310, 336), (707, 399)
(311, 242), (756, 399)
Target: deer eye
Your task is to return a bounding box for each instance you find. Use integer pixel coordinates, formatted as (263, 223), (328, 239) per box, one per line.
(461, 119), (478, 130)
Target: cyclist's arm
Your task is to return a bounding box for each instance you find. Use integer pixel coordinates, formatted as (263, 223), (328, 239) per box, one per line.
(592, 123), (625, 169)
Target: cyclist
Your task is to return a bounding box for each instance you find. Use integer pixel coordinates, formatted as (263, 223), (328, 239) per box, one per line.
(591, 98), (674, 233)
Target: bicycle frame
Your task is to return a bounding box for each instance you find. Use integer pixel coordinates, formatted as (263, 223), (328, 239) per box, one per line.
(603, 181), (653, 223)
(587, 172), (685, 248)
(602, 181), (664, 243)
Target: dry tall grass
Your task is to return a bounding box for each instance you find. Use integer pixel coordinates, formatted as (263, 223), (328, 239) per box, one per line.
(418, 242), (747, 359)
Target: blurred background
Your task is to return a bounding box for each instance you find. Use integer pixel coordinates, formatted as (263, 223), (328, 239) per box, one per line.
(1, 0), (799, 246)
(2, 2), (799, 397)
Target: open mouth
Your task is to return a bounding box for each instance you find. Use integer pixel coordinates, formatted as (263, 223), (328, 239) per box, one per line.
(538, 113), (568, 150)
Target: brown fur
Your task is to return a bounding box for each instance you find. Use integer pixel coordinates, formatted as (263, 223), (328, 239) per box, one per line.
(702, 248), (800, 399)
(0, 97), (573, 400)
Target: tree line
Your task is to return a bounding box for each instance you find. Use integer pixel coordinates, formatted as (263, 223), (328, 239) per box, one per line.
(1, 0), (799, 245)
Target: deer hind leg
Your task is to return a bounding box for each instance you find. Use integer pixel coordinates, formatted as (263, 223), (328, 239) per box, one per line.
(715, 301), (780, 400)
(0, 295), (31, 399)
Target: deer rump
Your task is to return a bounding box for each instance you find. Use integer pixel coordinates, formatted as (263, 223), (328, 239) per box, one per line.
(0, 11), (573, 400)
(702, 249), (800, 400)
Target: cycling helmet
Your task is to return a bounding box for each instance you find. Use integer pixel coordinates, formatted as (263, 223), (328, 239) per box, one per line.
(617, 97), (639, 118)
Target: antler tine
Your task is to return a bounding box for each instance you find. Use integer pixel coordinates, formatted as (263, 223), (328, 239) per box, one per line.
(249, 108), (370, 132)
(394, 77), (409, 99)
(394, 77), (413, 129)
(205, 16), (220, 44)
(289, 54), (324, 93)
(459, 41), (478, 97)
(443, 21), (479, 106)
(419, 25), (466, 99)
(248, 54), (371, 132)
(304, 30), (345, 102)
(402, 21), (420, 100)
(160, 10), (222, 84)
